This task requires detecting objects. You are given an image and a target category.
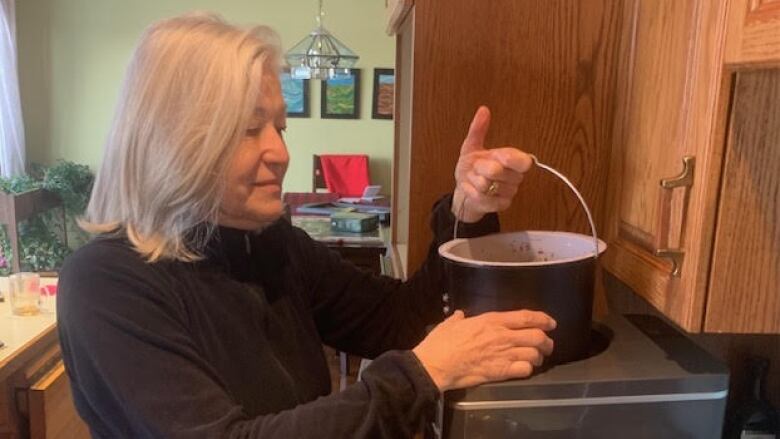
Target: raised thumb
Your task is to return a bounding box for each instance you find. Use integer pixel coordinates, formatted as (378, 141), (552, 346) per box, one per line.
(460, 106), (491, 155)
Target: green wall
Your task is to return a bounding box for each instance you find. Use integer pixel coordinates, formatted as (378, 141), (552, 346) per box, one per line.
(16, 0), (395, 193)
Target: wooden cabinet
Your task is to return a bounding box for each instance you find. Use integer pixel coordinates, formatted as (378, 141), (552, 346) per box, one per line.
(601, 0), (732, 331)
(704, 70), (780, 332)
(390, 0), (624, 276)
(391, 0), (780, 334)
(603, 0), (780, 333)
(26, 362), (89, 439)
(0, 325), (88, 439)
(726, 0), (780, 65)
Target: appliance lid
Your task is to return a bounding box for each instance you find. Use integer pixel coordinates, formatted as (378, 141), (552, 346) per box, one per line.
(445, 314), (729, 408)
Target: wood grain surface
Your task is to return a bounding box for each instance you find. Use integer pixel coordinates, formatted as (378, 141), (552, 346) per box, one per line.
(602, 0), (732, 331)
(726, 0), (780, 65)
(617, 0), (697, 241)
(705, 69), (780, 333)
(0, 330), (60, 438)
(28, 363), (90, 439)
(399, 0), (624, 272)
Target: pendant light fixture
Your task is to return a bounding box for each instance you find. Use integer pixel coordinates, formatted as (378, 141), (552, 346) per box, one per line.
(285, 0), (359, 80)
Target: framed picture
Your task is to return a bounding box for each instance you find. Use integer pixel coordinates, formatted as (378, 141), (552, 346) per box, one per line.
(372, 68), (395, 120)
(281, 70), (310, 118)
(321, 69), (361, 119)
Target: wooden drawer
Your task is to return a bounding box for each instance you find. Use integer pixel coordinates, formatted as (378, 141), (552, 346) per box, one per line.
(26, 362), (89, 439)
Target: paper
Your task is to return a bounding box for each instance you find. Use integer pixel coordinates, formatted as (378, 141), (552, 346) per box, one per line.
(338, 195), (385, 203)
(337, 185), (384, 203)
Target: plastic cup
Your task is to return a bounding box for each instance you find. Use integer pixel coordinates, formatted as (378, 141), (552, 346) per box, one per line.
(9, 272), (41, 316)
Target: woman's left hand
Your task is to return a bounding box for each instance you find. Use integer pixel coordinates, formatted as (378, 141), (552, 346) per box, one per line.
(452, 106), (533, 223)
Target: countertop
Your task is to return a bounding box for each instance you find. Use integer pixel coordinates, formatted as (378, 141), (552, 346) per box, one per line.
(0, 277), (58, 372)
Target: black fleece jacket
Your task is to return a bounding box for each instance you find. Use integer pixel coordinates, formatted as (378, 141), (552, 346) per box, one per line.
(57, 194), (498, 438)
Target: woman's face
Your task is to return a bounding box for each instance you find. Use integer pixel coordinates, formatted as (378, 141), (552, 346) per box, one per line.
(218, 73), (289, 230)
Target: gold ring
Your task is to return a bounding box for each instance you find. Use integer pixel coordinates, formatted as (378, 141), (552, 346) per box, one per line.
(486, 181), (500, 196)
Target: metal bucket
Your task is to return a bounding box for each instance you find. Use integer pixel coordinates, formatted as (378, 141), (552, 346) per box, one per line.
(439, 231), (606, 364)
(438, 155), (607, 365)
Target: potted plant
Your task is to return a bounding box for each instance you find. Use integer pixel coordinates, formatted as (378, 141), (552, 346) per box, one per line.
(0, 161), (93, 275)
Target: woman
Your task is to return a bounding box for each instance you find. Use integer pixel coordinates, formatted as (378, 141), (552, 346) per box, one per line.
(58, 13), (555, 438)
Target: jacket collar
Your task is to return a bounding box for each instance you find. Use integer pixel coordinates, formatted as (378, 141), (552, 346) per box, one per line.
(196, 220), (290, 286)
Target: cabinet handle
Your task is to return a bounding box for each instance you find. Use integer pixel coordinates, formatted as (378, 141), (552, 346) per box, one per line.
(656, 156), (695, 277)
(660, 156), (695, 189)
(655, 249), (685, 277)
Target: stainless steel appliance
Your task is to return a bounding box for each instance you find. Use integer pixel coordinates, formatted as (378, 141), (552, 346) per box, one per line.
(435, 314), (729, 439)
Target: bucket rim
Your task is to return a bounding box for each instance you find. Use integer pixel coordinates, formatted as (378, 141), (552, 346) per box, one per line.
(438, 231), (607, 268)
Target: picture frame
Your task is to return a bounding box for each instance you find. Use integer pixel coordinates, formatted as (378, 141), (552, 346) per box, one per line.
(371, 68), (395, 120)
(321, 69), (361, 119)
(281, 70), (310, 118)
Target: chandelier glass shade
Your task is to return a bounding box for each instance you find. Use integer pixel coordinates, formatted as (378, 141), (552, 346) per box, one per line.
(285, 0), (359, 80)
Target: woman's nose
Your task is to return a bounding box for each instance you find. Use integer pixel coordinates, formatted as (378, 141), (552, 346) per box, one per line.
(263, 127), (289, 166)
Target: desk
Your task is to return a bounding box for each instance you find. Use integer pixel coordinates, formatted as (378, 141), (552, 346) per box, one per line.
(291, 216), (387, 274)
(284, 192), (390, 275)
(0, 277), (58, 373)
(0, 277), (89, 438)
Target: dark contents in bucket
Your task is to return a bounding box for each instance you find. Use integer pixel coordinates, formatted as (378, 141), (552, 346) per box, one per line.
(463, 238), (557, 264)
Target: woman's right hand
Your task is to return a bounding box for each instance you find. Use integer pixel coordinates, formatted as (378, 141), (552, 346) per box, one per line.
(412, 310), (556, 391)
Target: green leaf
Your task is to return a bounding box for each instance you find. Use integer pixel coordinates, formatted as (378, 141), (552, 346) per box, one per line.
(0, 160), (94, 272)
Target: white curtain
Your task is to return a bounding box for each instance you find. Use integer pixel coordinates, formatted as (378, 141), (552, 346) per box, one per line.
(0, 0), (25, 177)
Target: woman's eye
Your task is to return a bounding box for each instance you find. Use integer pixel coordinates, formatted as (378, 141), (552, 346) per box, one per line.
(277, 127), (287, 136)
(245, 127), (261, 137)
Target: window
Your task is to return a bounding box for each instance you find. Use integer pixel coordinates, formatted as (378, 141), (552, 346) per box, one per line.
(0, 0), (26, 177)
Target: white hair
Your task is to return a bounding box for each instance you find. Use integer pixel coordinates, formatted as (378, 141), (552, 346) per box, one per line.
(81, 13), (281, 262)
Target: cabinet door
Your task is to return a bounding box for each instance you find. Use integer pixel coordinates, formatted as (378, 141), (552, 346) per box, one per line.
(705, 70), (780, 333)
(602, 0), (730, 331)
(726, 0), (780, 65)
(28, 362), (90, 439)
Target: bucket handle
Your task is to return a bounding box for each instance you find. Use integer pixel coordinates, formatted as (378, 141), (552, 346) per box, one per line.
(453, 154), (600, 258)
